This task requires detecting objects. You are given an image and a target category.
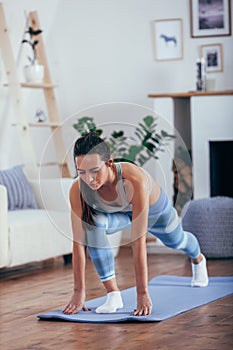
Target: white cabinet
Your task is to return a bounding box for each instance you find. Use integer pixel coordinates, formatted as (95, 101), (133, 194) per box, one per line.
(148, 91), (233, 201)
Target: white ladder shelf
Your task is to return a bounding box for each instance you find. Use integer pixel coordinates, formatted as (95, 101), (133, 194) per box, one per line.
(0, 3), (71, 178)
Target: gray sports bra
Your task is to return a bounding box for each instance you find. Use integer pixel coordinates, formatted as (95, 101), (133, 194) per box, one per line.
(83, 162), (153, 213)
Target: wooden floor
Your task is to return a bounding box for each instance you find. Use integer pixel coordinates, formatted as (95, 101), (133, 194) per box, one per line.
(1, 248), (233, 350)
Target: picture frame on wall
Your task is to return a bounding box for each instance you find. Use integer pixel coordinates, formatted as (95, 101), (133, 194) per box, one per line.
(200, 43), (223, 72)
(190, 0), (231, 37)
(153, 18), (183, 61)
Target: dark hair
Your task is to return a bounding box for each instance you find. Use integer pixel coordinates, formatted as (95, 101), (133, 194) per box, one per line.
(73, 132), (111, 227)
(73, 132), (111, 160)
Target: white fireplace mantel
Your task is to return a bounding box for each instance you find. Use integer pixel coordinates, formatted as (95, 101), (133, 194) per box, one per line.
(148, 90), (233, 200)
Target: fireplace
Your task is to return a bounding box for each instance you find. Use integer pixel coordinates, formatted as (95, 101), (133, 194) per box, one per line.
(209, 141), (233, 197)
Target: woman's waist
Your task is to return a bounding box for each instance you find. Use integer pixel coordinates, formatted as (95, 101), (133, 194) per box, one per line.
(149, 187), (169, 215)
(93, 202), (133, 213)
(149, 181), (161, 206)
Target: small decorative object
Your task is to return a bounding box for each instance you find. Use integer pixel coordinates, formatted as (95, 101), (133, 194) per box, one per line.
(200, 43), (223, 73)
(190, 0), (231, 38)
(196, 57), (206, 91)
(153, 19), (183, 61)
(24, 64), (44, 83)
(73, 116), (175, 167)
(34, 108), (47, 123)
(22, 24), (44, 82)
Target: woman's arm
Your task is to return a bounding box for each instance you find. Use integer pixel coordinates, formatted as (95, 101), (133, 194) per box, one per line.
(132, 235), (152, 316)
(63, 181), (89, 314)
(122, 164), (153, 316)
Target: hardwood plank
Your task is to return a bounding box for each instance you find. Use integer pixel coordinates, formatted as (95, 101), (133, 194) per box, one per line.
(0, 248), (233, 350)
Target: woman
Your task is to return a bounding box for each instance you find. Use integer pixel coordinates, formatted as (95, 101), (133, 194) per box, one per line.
(63, 132), (208, 316)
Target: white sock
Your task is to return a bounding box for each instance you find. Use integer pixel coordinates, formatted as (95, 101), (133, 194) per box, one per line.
(95, 291), (123, 313)
(191, 254), (209, 287)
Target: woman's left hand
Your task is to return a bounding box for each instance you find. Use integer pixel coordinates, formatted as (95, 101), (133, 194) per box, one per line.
(133, 291), (153, 316)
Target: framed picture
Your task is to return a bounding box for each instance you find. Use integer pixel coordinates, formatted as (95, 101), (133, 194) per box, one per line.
(190, 0), (231, 37)
(153, 19), (183, 61)
(200, 43), (223, 72)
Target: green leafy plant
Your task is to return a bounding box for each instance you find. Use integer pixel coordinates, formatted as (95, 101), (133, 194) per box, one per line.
(73, 115), (175, 166)
(22, 26), (43, 65)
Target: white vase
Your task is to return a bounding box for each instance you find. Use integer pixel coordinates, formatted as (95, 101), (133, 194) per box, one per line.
(24, 64), (44, 83)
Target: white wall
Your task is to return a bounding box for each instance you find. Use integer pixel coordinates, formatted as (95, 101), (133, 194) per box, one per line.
(0, 0), (233, 172)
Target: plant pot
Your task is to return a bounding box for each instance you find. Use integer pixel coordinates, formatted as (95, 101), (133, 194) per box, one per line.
(24, 64), (44, 83)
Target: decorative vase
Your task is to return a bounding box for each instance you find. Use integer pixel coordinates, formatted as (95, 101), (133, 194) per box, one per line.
(196, 57), (206, 91)
(24, 64), (44, 83)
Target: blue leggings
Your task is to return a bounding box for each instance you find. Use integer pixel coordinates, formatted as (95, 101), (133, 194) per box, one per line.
(86, 189), (201, 282)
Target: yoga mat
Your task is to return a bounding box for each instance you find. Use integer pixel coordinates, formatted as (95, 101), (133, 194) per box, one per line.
(37, 276), (233, 323)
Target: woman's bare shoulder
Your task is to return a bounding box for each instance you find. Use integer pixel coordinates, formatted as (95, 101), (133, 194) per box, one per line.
(121, 162), (144, 180)
(70, 178), (80, 192)
(70, 178), (81, 207)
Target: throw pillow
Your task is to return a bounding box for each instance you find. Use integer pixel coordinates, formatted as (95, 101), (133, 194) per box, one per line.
(0, 165), (38, 210)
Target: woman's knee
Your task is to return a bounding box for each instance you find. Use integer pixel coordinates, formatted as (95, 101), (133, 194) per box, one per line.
(106, 212), (132, 234)
(94, 212), (131, 232)
(94, 213), (108, 229)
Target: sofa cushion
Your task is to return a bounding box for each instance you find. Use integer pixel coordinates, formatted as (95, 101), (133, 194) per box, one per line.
(8, 209), (72, 266)
(0, 165), (38, 210)
(7, 209), (121, 266)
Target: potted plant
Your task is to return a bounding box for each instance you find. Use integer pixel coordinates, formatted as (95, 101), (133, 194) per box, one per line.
(73, 115), (175, 256)
(73, 115), (175, 166)
(22, 25), (44, 82)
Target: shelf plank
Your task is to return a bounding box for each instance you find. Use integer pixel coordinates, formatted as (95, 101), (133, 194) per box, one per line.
(28, 122), (61, 127)
(148, 90), (233, 98)
(11, 122), (61, 128)
(21, 82), (58, 89)
(3, 82), (58, 88)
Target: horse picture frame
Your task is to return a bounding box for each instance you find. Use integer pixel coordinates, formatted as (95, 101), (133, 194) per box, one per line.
(153, 19), (183, 61)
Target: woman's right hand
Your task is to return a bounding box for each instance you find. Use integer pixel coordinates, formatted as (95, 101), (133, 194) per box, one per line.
(63, 291), (89, 314)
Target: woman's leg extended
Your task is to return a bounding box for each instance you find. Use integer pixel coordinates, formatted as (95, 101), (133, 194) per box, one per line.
(148, 201), (208, 286)
(148, 201), (201, 259)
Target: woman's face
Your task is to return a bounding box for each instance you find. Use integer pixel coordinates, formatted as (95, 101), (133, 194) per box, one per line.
(76, 153), (108, 190)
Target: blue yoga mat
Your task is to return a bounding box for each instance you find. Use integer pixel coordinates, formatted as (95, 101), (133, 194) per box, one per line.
(37, 275), (233, 323)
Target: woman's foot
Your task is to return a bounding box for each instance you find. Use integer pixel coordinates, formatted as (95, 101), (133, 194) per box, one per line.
(191, 254), (209, 287)
(95, 291), (123, 313)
